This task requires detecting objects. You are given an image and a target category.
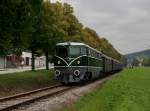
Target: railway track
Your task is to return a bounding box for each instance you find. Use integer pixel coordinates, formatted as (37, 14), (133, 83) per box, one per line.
(0, 84), (73, 111)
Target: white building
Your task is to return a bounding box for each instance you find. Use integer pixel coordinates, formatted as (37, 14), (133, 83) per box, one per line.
(21, 52), (46, 67)
(0, 52), (46, 69)
(0, 56), (6, 69)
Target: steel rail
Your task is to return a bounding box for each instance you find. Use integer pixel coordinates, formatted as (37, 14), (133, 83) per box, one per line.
(0, 84), (73, 111)
(0, 84), (62, 102)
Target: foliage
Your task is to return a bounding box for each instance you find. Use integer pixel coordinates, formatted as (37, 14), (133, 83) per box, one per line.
(0, 0), (16, 56)
(12, 0), (33, 55)
(132, 55), (150, 66)
(132, 58), (139, 66)
(64, 67), (150, 111)
(120, 56), (128, 66)
(0, 0), (122, 69)
(56, 3), (83, 42)
(81, 27), (121, 60)
(0, 0), (33, 56)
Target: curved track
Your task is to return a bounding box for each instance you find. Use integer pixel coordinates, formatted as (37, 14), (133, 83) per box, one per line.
(0, 84), (73, 111)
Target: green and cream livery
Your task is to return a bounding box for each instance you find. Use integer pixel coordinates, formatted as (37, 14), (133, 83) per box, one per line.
(54, 42), (103, 83)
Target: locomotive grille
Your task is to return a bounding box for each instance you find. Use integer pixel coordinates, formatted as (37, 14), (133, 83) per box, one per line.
(60, 74), (69, 81)
(58, 67), (73, 74)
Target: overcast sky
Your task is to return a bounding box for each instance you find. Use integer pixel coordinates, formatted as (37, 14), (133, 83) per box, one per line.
(51, 0), (150, 54)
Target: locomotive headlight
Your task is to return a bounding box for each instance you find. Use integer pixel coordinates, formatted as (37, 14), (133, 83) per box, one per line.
(77, 60), (80, 64)
(74, 70), (80, 76)
(55, 70), (60, 76)
(57, 61), (61, 64)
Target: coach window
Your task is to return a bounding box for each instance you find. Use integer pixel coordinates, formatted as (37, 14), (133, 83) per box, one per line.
(91, 50), (94, 57)
(96, 53), (99, 58)
(92, 51), (95, 57)
(94, 51), (96, 57)
(90, 49), (92, 56)
(88, 49), (91, 56)
(95, 52), (97, 57)
(91, 50), (94, 56)
(99, 53), (101, 58)
(93, 50), (95, 57)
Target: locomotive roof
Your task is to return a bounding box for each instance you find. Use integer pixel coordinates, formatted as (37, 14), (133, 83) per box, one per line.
(57, 42), (102, 53)
(56, 42), (87, 46)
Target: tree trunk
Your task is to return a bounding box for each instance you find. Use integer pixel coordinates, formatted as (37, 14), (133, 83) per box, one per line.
(45, 51), (49, 70)
(31, 50), (35, 71)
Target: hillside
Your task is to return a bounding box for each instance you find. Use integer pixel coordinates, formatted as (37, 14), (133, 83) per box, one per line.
(126, 49), (150, 60)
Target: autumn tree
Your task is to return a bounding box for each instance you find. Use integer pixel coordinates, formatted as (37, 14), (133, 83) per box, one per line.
(53, 3), (83, 42)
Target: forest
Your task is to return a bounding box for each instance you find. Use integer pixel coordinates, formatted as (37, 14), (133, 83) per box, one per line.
(0, 0), (124, 70)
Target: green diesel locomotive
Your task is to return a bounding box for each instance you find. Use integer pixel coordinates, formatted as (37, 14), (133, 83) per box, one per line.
(54, 42), (122, 84)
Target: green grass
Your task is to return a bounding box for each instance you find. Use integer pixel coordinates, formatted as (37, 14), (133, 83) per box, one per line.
(0, 69), (56, 97)
(64, 67), (150, 111)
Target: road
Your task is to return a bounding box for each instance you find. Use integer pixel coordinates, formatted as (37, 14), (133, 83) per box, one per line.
(0, 66), (54, 75)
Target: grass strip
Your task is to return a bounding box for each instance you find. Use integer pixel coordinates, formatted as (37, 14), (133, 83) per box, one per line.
(64, 67), (150, 111)
(0, 69), (56, 97)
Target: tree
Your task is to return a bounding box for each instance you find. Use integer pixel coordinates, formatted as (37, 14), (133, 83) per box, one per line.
(40, 2), (84, 69)
(0, 0), (123, 70)
(28, 0), (44, 71)
(137, 55), (150, 66)
(55, 3), (83, 42)
(0, 0), (15, 56)
(41, 1), (63, 70)
(147, 58), (150, 66)
(81, 27), (122, 60)
(11, 0), (33, 55)
(132, 58), (139, 66)
(120, 56), (127, 67)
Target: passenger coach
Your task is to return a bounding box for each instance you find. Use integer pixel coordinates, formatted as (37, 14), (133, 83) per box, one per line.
(54, 42), (122, 84)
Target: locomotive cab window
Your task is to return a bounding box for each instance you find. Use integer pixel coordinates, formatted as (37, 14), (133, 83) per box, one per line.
(69, 46), (80, 55)
(69, 46), (87, 58)
(56, 46), (68, 58)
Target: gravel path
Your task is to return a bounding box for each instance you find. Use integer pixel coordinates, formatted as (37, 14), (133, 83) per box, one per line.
(0, 66), (53, 75)
(13, 74), (118, 111)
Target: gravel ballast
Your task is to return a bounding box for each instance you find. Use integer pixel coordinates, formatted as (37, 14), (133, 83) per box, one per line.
(13, 74), (118, 111)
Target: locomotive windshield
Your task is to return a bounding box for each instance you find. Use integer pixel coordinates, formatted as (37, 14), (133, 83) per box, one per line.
(69, 46), (80, 57)
(56, 46), (68, 58)
(56, 45), (87, 58)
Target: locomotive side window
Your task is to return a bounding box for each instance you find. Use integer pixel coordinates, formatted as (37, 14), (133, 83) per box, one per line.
(81, 47), (86, 55)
